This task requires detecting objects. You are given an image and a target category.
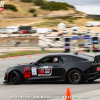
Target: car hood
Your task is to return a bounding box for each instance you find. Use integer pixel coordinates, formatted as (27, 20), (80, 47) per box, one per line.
(7, 62), (34, 69)
(18, 62), (32, 65)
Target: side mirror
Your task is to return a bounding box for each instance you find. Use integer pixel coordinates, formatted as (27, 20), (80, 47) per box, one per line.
(34, 62), (40, 66)
(34, 62), (37, 65)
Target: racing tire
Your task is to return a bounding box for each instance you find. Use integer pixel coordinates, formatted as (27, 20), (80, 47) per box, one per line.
(68, 70), (83, 84)
(10, 71), (21, 85)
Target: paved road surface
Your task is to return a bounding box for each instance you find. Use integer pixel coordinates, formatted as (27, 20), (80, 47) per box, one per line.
(0, 53), (100, 100)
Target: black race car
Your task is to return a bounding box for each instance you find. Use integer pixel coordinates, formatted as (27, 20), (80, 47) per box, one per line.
(3, 53), (100, 85)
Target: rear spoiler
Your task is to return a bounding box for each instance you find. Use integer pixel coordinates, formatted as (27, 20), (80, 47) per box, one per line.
(93, 55), (100, 65)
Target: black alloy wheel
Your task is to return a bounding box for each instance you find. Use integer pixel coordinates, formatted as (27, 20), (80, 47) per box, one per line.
(10, 71), (21, 85)
(68, 70), (83, 84)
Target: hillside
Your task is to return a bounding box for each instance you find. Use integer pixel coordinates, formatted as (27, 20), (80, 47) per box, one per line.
(0, 0), (86, 19)
(0, 0), (92, 28)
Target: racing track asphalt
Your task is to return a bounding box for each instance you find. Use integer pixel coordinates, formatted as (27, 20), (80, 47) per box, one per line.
(0, 53), (100, 100)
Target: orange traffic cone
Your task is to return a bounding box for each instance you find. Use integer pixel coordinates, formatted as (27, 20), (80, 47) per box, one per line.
(17, 55), (20, 58)
(79, 50), (82, 53)
(27, 54), (32, 58)
(36, 53), (39, 56)
(65, 88), (72, 100)
(2, 57), (5, 60)
(8, 56), (11, 59)
(13, 56), (16, 59)
(73, 51), (76, 53)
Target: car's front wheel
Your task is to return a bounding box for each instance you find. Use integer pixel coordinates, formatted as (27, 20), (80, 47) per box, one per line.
(68, 70), (83, 84)
(10, 71), (21, 85)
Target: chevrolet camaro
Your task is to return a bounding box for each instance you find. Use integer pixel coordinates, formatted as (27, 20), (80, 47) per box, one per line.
(3, 53), (100, 85)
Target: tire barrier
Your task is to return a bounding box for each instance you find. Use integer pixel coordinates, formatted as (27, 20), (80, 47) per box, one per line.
(64, 37), (71, 53)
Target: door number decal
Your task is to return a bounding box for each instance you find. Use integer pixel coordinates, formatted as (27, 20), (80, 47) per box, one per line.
(32, 67), (37, 76)
(38, 66), (52, 76)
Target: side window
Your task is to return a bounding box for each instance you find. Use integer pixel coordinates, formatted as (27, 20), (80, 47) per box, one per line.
(39, 57), (53, 63)
(61, 56), (87, 63)
(61, 56), (71, 63)
(71, 56), (87, 61)
(39, 57), (59, 63)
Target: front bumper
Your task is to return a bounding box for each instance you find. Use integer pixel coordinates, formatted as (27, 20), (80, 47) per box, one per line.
(3, 73), (9, 83)
(3, 80), (9, 83)
(85, 71), (100, 81)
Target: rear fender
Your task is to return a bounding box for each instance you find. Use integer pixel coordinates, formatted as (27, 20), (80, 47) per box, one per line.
(64, 68), (83, 81)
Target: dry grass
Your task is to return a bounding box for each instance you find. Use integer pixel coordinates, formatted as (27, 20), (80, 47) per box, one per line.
(0, 16), (93, 28)
(0, 17), (46, 27)
(31, 17), (93, 27)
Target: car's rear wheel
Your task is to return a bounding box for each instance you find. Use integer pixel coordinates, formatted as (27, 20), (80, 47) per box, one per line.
(68, 70), (83, 84)
(10, 71), (21, 85)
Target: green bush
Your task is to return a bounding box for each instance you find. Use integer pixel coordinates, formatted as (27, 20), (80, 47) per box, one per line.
(29, 8), (35, 13)
(33, 0), (75, 11)
(34, 0), (44, 6)
(69, 5), (76, 9)
(69, 20), (73, 22)
(4, 4), (18, 11)
(33, 14), (37, 17)
(20, 0), (33, 2)
(41, 1), (69, 11)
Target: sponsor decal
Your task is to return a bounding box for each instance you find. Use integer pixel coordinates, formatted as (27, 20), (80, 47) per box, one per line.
(0, 1), (5, 11)
(24, 67), (31, 79)
(38, 66), (52, 76)
(32, 67), (37, 76)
